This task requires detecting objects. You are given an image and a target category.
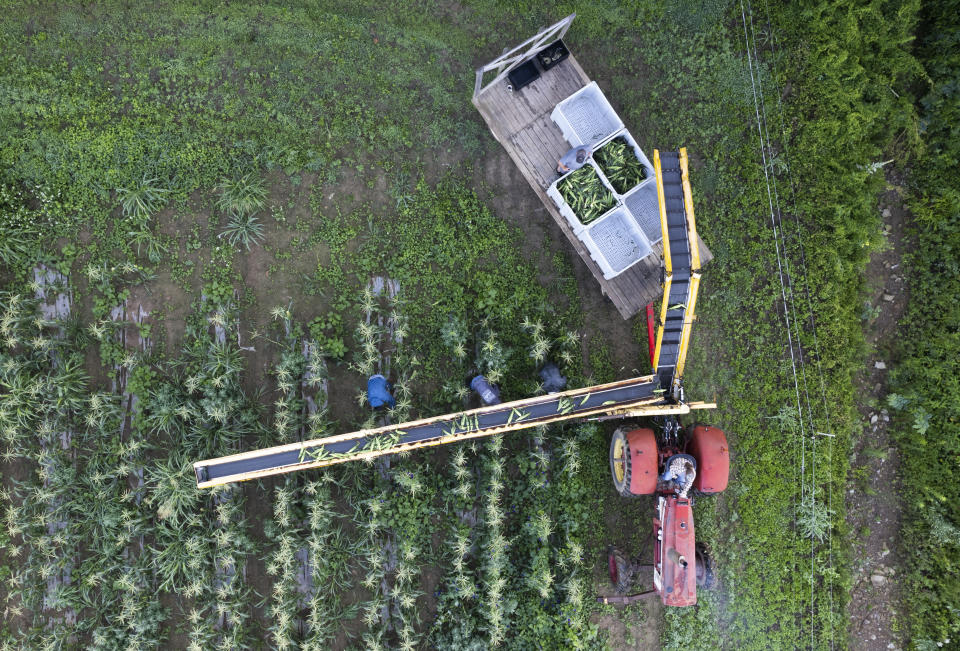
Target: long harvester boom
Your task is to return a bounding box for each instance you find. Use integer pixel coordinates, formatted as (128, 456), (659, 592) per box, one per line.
(194, 149), (704, 488)
(195, 375), (716, 488)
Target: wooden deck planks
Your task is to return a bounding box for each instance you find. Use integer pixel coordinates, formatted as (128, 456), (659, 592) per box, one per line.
(474, 54), (712, 319)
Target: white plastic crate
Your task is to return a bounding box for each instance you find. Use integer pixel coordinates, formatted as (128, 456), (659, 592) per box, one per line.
(592, 128), (655, 200)
(578, 205), (652, 279)
(623, 180), (662, 244)
(546, 160), (619, 234)
(550, 82), (624, 148)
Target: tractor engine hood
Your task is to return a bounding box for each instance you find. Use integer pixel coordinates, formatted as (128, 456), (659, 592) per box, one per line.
(654, 495), (697, 606)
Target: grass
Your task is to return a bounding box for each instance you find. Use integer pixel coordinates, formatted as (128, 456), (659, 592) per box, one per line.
(888, 1), (960, 646)
(219, 213), (265, 251)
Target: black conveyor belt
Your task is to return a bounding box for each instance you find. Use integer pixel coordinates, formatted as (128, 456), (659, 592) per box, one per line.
(654, 150), (697, 397)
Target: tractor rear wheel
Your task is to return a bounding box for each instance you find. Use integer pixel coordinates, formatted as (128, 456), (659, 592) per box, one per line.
(695, 544), (716, 590)
(607, 546), (634, 593)
(609, 428), (658, 496)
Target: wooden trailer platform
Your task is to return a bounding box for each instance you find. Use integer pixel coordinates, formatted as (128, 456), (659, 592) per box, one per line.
(472, 15), (711, 319)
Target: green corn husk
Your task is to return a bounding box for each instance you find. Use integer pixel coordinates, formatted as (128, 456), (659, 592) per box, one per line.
(594, 137), (647, 194)
(557, 165), (616, 225)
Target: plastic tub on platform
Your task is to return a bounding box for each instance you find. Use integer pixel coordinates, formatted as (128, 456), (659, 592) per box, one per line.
(592, 128), (655, 199)
(546, 160), (619, 234)
(550, 81), (624, 148)
(578, 205), (652, 279)
(623, 180), (662, 245)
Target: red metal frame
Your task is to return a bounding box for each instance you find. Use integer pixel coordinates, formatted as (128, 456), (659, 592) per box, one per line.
(606, 424), (728, 607)
(646, 302), (656, 369)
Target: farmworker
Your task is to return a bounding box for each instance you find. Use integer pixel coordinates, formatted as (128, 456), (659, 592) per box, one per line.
(556, 146), (591, 175)
(367, 374), (396, 410)
(660, 455), (696, 498)
(470, 374), (501, 405)
(539, 362), (567, 394)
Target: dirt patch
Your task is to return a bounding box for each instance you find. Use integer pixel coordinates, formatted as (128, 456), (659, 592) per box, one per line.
(593, 604), (661, 651)
(126, 271), (192, 357)
(590, 485), (663, 650)
(845, 173), (910, 651)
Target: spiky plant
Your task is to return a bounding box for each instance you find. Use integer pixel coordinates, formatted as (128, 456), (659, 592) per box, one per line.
(359, 286), (377, 316)
(116, 174), (171, 221)
(441, 316), (468, 360)
(219, 212), (265, 250)
(530, 335), (551, 364)
(217, 172), (267, 217)
(128, 227), (168, 263)
(481, 436), (510, 646)
(796, 498), (834, 543)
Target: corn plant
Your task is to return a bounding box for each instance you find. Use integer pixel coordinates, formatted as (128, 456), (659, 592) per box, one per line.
(146, 297), (257, 648)
(301, 477), (358, 649)
(441, 444), (478, 605)
(264, 481), (304, 650)
(351, 320), (382, 381)
(355, 491), (389, 651)
(439, 316), (471, 406)
(518, 424), (555, 606)
(476, 323), (507, 386)
(553, 428), (590, 647)
(524, 510), (555, 599)
(593, 136), (647, 194)
(480, 436), (509, 646)
(520, 316), (551, 366)
(391, 537), (423, 651)
(530, 425), (550, 489)
(440, 316), (468, 362)
(387, 316), (417, 426)
(216, 172), (267, 218)
(219, 213), (265, 251)
(116, 174), (171, 222)
(556, 165), (615, 225)
(268, 307), (307, 444)
(77, 420), (164, 649)
(0, 290), (91, 640)
(521, 317), (580, 377)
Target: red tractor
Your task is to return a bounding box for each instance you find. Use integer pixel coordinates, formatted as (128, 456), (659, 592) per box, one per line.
(601, 419), (729, 606)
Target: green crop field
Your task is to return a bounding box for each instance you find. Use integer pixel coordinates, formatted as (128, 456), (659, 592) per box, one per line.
(0, 1), (955, 649)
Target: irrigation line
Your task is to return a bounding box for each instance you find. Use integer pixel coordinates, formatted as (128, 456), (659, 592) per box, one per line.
(756, 0), (842, 646)
(738, 2), (822, 646)
(744, 0), (817, 648)
(760, 0), (839, 597)
(741, 3), (824, 646)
